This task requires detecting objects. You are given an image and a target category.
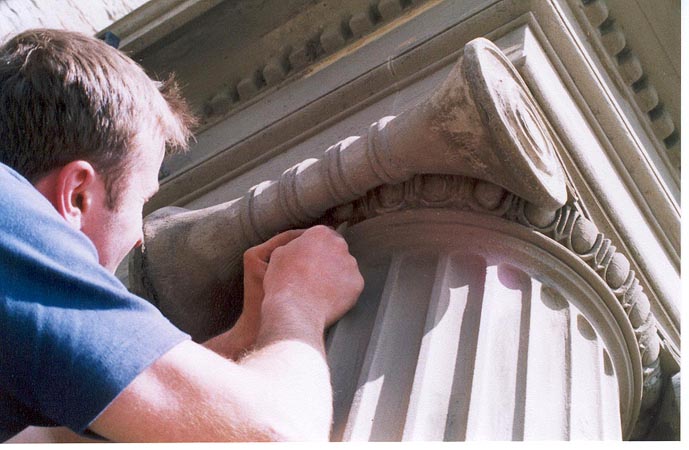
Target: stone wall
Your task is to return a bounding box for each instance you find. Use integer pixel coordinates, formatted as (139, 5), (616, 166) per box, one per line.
(0, 0), (147, 41)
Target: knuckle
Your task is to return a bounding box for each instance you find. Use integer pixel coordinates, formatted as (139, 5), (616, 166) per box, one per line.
(310, 224), (330, 234)
(351, 264), (364, 283)
(243, 247), (257, 262)
(310, 225), (334, 241)
(271, 246), (286, 258)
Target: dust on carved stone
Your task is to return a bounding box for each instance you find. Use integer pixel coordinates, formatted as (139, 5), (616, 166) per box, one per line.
(434, 129), (490, 173)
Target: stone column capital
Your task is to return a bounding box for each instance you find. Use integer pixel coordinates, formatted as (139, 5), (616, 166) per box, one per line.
(129, 36), (664, 439)
(333, 173), (662, 426)
(131, 38), (568, 338)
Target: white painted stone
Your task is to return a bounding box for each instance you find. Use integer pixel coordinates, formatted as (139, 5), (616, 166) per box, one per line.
(325, 210), (638, 440)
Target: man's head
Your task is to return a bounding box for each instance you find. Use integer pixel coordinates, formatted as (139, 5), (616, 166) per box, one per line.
(0, 29), (195, 271)
(0, 28), (194, 206)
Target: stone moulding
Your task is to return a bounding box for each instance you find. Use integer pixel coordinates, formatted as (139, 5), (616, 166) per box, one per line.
(494, 19), (679, 349)
(129, 36), (663, 435)
(131, 37), (567, 339)
(200, 0), (430, 127)
(514, 200), (664, 434)
(338, 173), (662, 427)
(329, 207), (641, 438)
(341, 173), (661, 374)
(576, 0), (679, 168)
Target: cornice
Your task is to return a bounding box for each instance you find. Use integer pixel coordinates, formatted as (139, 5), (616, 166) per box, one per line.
(202, 1), (438, 130)
(99, 0), (223, 54)
(107, 0), (438, 140)
(198, 0), (436, 130)
(575, 0), (680, 171)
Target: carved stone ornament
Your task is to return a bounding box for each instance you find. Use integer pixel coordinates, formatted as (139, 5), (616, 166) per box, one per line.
(129, 36), (663, 438)
(130, 37), (567, 339)
(335, 174), (662, 430)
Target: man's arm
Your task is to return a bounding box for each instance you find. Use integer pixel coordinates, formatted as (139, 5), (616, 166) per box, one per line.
(89, 225), (363, 441)
(203, 229), (305, 360)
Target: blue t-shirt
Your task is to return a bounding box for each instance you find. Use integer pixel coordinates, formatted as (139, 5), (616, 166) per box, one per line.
(0, 163), (190, 441)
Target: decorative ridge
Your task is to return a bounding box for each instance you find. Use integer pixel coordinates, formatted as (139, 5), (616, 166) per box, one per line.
(201, 0), (426, 127)
(132, 37), (570, 343)
(579, 0), (680, 169)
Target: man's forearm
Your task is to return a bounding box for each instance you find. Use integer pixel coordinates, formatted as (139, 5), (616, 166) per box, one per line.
(90, 338), (334, 442)
(90, 226), (360, 442)
(203, 313), (259, 360)
(207, 305), (333, 440)
(203, 290), (333, 439)
(239, 339), (333, 440)
(233, 291), (333, 439)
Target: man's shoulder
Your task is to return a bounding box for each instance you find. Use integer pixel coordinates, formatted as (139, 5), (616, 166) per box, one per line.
(0, 162), (33, 189)
(0, 162), (104, 285)
(0, 162), (52, 213)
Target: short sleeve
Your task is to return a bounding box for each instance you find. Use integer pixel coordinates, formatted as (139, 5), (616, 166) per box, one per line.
(0, 164), (190, 437)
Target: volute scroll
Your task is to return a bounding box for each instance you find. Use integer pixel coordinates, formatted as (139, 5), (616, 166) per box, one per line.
(130, 37), (568, 340)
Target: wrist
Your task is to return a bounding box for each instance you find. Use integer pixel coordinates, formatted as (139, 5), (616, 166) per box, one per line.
(229, 313), (259, 349)
(257, 292), (326, 350)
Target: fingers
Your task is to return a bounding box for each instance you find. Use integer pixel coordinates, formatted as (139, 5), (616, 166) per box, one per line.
(244, 229), (306, 265)
(301, 224), (346, 245)
(261, 224), (363, 327)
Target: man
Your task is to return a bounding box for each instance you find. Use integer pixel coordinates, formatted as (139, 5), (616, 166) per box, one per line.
(0, 29), (363, 442)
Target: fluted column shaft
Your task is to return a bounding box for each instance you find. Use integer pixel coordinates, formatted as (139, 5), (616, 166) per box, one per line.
(326, 209), (639, 441)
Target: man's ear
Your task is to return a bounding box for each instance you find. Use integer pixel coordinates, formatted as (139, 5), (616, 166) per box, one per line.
(53, 160), (98, 230)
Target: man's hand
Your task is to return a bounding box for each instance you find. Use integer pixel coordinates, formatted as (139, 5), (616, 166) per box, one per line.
(204, 229), (305, 358)
(91, 225), (363, 441)
(242, 229), (306, 328)
(205, 225), (362, 358)
(261, 225), (364, 338)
